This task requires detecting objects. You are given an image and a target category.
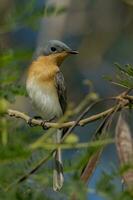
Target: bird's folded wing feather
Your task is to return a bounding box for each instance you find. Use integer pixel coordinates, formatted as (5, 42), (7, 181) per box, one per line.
(54, 71), (67, 114)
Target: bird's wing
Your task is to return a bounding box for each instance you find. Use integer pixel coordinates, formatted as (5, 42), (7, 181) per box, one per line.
(54, 71), (67, 114)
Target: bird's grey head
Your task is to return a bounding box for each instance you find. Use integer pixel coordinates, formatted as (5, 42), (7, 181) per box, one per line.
(34, 40), (78, 58)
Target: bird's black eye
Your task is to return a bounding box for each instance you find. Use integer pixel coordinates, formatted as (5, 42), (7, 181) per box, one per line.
(51, 47), (57, 52)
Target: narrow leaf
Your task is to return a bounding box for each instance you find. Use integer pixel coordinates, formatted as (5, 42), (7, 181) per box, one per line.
(80, 150), (102, 183)
(115, 114), (133, 190)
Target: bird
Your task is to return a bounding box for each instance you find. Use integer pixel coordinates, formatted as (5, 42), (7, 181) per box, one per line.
(26, 40), (78, 191)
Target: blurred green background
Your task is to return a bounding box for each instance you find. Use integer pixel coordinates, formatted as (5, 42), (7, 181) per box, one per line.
(0, 0), (133, 199)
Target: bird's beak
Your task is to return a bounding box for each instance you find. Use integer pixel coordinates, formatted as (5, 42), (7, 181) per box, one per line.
(68, 50), (79, 55)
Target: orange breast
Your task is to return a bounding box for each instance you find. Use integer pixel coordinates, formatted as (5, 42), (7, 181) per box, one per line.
(27, 56), (59, 82)
(26, 55), (62, 119)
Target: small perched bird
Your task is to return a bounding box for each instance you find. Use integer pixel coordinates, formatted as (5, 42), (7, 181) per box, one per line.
(26, 40), (78, 191)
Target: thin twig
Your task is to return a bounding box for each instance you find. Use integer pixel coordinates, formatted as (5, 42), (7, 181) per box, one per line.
(6, 99), (130, 129)
(7, 91), (133, 128)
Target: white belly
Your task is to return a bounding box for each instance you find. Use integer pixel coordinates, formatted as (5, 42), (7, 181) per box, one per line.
(26, 78), (62, 120)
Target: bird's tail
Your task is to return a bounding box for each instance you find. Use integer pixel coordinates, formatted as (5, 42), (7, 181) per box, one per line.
(53, 129), (64, 191)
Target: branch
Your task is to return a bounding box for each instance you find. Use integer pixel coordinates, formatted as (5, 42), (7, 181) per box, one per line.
(7, 98), (130, 129)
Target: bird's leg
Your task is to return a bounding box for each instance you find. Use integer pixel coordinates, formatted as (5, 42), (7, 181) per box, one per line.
(41, 116), (56, 130)
(28, 116), (42, 127)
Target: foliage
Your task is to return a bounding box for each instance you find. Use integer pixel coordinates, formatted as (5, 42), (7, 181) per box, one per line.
(104, 63), (133, 89)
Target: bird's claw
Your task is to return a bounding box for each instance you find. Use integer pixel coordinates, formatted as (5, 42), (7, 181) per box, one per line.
(27, 118), (35, 127)
(41, 120), (49, 130)
(41, 116), (55, 130)
(28, 116), (55, 130)
(28, 116), (42, 127)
